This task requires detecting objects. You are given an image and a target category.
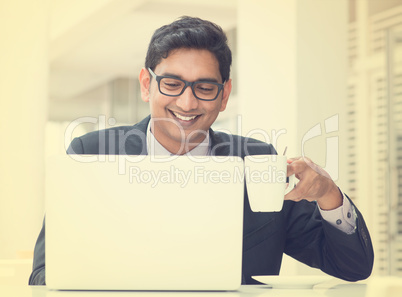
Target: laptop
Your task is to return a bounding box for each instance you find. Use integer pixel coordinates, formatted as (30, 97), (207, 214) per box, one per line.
(45, 155), (244, 291)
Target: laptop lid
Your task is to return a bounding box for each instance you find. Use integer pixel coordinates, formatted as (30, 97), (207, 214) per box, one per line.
(45, 155), (244, 291)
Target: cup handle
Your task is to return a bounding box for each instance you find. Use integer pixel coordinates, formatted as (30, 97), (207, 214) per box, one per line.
(285, 174), (295, 195)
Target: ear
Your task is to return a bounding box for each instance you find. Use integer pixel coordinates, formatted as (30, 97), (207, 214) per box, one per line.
(139, 67), (151, 103)
(219, 78), (232, 112)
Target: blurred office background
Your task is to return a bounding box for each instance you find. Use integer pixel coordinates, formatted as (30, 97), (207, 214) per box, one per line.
(1, 0), (402, 283)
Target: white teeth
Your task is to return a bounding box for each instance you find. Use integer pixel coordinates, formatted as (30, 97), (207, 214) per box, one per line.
(172, 111), (197, 121)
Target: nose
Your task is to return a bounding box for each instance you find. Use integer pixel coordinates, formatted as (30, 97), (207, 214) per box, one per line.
(175, 86), (199, 111)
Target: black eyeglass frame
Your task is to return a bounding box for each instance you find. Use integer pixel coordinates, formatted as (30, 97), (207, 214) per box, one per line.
(148, 68), (225, 101)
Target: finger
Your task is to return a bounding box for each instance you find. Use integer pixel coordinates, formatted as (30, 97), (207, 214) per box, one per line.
(287, 167), (303, 180)
(287, 164), (295, 177)
(284, 180), (302, 201)
(287, 156), (301, 164)
(302, 158), (333, 180)
(286, 159), (307, 177)
(284, 174), (314, 201)
(284, 186), (302, 201)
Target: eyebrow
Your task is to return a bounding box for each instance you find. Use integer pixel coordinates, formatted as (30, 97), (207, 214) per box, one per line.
(161, 72), (220, 83)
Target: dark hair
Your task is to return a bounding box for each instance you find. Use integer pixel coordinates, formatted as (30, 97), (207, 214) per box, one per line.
(145, 16), (232, 82)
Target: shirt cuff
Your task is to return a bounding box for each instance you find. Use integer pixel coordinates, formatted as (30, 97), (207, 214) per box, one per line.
(318, 192), (357, 234)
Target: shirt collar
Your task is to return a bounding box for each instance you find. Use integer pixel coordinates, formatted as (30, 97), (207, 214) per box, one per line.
(146, 120), (210, 156)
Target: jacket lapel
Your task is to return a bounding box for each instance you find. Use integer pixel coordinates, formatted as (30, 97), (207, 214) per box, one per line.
(122, 116), (150, 155)
(209, 129), (239, 157)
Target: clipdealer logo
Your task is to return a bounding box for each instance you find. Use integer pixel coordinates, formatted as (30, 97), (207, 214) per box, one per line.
(301, 114), (339, 181)
(128, 165), (287, 188)
(63, 114), (340, 181)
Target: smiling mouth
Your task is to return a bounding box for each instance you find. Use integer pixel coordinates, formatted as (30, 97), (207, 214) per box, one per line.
(170, 110), (200, 122)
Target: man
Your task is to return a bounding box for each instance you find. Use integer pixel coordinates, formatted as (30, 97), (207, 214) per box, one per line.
(29, 16), (374, 286)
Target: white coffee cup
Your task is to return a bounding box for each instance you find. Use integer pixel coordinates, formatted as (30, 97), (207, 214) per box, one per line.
(244, 155), (295, 212)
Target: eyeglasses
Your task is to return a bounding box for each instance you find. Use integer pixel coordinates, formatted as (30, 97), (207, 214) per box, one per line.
(148, 68), (224, 101)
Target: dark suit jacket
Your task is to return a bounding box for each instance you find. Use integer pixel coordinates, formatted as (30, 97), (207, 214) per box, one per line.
(29, 116), (374, 285)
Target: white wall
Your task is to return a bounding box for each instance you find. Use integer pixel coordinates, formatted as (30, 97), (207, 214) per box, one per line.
(296, 0), (348, 189)
(237, 0), (298, 156)
(0, 0), (49, 258)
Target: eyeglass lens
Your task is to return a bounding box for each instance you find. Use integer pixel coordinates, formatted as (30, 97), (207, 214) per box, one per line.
(160, 78), (219, 100)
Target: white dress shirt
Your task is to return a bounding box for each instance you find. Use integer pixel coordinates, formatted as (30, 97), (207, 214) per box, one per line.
(146, 121), (210, 157)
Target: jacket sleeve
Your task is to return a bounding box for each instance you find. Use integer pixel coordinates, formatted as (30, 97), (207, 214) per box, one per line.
(283, 196), (374, 281)
(66, 137), (85, 154)
(29, 218), (46, 285)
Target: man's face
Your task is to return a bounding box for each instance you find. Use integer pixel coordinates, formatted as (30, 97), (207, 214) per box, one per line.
(139, 48), (232, 154)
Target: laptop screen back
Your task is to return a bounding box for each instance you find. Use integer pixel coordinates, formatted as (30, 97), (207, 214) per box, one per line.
(45, 155), (244, 291)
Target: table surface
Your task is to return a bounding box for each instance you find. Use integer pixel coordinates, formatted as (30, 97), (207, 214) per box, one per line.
(2, 277), (402, 297)
(0, 283), (370, 297)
